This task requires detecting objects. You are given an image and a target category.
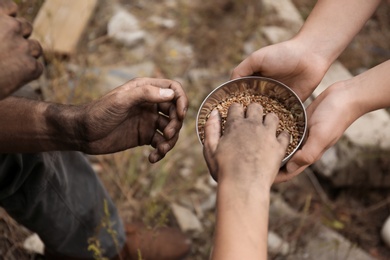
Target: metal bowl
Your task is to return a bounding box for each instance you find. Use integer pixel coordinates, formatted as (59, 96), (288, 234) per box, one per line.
(196, 76), (307, 166)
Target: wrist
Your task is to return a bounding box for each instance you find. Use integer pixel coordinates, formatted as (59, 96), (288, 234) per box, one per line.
(217, 167), (272, 201)
(344, 61), (390, 114)
(43, 102), (86, 151)
(289, 36), (332, 73)
(323, 80), (365, 126)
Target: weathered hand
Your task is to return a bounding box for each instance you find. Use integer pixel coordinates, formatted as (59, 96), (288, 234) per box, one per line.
(76, 78), (188, 163)
(275, 82), (356, 182)
(0, 6), (43, 99)
(203, 103), (289, 187)
(231, 39), (329, 102)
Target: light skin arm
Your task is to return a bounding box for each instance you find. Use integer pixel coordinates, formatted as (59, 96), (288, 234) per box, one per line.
(232, 0), (382, 101)
(203, 104), (289, 260)
(276, 59), (390, 181)
(232, 0), (383, 182)
(0, 78), (188, 163)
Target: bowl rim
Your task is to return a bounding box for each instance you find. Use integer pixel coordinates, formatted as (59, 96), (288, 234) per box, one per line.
(196, 76), (308, 165)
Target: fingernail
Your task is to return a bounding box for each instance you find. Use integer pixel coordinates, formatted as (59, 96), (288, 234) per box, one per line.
(160, 88), (174, 97)
(287, 162), (299, 173)
(210, 109), (219, 117)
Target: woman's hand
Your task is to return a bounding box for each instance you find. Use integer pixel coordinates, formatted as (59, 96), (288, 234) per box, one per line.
(231, 39), (329, 102)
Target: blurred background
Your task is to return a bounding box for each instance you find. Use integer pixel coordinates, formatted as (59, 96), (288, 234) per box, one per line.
(1, 0), (390, 259)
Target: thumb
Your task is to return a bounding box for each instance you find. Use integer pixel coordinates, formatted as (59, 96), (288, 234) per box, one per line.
(203, 109), (221, 181)
(285, 134), (324, 174)
(129, 84), (175, 104)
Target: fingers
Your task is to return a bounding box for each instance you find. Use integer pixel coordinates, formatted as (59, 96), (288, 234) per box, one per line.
(275, 164), (308, 183)
(203, 109), (221, 180)
(167, 80), (188, 120)
(277, 130), (290, 150)
(158, 106), (183, 140)
(287, 136), (323, 173)
(118, 78), (188, 124)
(149, 130), (180, 163)
(134, 78), (188, 120)
(230, 51), (264, 79)
(148, 108), (183, 163)
(245, 103), (263, 121)
(122, 83), (175, 105)
(263, 112), (279, 130)
(274, 132), (324, 183)
(204, 109), (221, 155)
(226, 103), (244, 121)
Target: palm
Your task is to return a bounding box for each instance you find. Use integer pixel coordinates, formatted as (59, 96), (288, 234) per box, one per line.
(233, 40), (329, 101)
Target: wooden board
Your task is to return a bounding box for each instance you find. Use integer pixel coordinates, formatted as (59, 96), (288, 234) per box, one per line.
(31, 0), (98, 55)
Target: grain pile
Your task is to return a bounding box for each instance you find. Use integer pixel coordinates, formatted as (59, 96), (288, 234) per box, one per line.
(199, 91), (302, 156)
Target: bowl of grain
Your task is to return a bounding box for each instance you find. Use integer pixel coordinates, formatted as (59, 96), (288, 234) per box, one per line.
(196, 76), (307, 166)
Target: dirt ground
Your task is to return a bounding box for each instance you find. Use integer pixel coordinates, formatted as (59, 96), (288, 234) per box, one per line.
(1, 0), (390, 259)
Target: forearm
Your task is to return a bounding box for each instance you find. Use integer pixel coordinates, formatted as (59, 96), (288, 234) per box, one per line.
(348, 60), (390, 115)
(211, 178), (270, 260)
(0, 96), (83, 153)
(293, 0), (381, 67)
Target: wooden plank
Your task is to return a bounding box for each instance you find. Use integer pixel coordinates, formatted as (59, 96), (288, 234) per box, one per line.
(31, 0), (98, 55)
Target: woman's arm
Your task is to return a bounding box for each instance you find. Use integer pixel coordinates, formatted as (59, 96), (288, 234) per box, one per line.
(294, 0), (382, 67)
(277, 59), (390, 181)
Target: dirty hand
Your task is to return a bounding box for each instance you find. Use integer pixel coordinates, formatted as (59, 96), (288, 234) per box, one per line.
(231, 39), (329, 102)
(275, 82), (356, 182)
(203, 103), (290, 188)
(0, 7), (43, 99)
(76, 78), (188, 163)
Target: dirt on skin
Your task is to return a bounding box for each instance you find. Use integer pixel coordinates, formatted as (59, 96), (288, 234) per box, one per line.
(1, 0), (390, 260)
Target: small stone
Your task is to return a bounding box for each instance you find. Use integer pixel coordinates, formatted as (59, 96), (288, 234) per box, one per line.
(381, 215), (390, 248)
(23, 233), (44, 255)
(268, 231), (290, 256)
(107, 10), (146, 47)
(171, 203), (203, 232)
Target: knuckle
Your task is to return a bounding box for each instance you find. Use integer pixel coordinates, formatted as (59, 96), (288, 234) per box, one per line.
(267, 112), (279, 120)
(301, 152), (316, 165)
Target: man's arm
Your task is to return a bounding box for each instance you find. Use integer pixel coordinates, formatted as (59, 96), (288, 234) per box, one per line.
(0, 96), (81, 152)
(0, 78), (188, 163)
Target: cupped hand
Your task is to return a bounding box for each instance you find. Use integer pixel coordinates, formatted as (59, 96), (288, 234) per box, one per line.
(203, 103), (290, 188)
(275, 81), (358, 182)
(78, 78), (188, 163)
(0, 9), (43, 99)
(231, 39), (329, 102)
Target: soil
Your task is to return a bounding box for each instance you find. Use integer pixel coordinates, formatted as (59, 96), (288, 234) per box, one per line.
(0, 0), (390, 259)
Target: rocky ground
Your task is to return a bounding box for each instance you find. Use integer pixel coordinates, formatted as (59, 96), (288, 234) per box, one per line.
(1, 0), (390, 259)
